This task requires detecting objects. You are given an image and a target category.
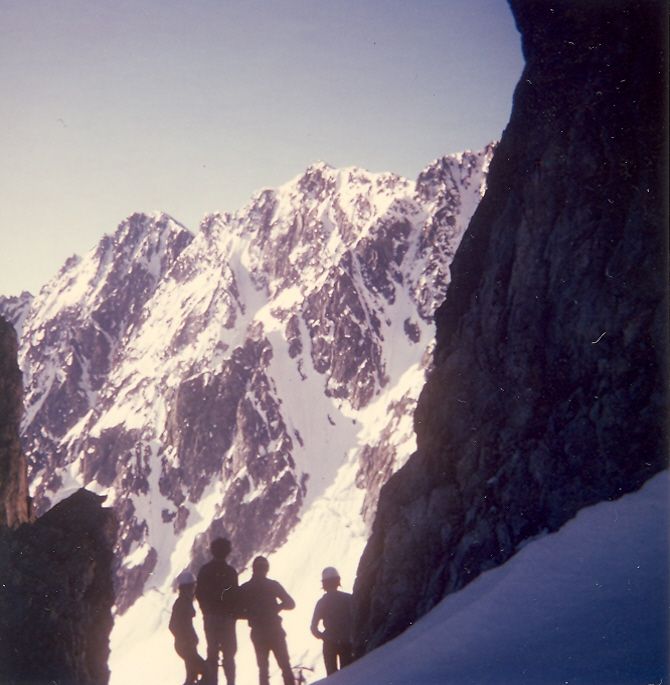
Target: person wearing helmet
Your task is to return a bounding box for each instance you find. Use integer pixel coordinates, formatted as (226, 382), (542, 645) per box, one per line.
(237, 556), (296, 685)
(169, 570), (207, 685)
(196, 538), (239, 685)
(310, 567), (353, 675)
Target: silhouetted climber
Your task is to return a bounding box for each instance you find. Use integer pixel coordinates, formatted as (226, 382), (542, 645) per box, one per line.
(169, 570), (207, 685)
(310, 567), (353, 675)
(238, 556), (296, 685)
(196, 538), (239, 685)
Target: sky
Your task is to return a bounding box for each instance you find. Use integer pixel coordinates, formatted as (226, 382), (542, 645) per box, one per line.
(0, 0), (523, 297)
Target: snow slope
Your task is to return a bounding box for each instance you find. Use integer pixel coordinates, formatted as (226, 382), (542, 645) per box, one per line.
(316, 470), (670, 685)
(110, 471), (668, 685)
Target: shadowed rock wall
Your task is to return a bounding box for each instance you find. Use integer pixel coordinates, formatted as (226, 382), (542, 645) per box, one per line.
(0, 317), (117, 685)
(0, 490), (117, 685)
(353, 0), (668, 654)
(0, 317), (29, 528)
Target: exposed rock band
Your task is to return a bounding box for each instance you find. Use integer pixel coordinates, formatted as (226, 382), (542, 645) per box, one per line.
(169, 537), (353, 685)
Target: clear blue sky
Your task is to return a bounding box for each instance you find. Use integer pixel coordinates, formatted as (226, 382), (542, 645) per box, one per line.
(0, 0), (523, 296)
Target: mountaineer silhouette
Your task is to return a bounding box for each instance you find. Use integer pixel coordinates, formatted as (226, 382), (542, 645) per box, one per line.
(169, 570), (207, 685)
(238, 556), (296, 685)
(196, 538), (239, 685)
(310, 567), (353, 674)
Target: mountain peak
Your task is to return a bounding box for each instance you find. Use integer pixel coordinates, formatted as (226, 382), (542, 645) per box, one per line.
(415, 146), (496, 204)
(112, 212), (191, 250)
(305, 160), (334, 173)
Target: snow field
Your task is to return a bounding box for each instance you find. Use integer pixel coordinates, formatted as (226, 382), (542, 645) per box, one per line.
(313, 471), (669, 685)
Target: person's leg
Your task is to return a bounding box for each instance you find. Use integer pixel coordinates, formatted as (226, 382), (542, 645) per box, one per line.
(251, 631), (270, 685)
(203, 615), (221, 685)
(175, 641), (198, 685)
(220, 616), (237, 685)
(185, 647), (204, 684)
(179, 655), (190, 685)
(270, 631), (295, 685)
(338, 642), (353, 670)
(322, 640), (338, 675)
(196, 653), (208, 683)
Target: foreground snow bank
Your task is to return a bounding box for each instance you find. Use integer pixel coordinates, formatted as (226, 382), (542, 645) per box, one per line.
(318, 471), (669, 685)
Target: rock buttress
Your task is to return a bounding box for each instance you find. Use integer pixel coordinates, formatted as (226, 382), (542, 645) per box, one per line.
(353, 0), (668, 655)
(0, 316), (29, 528)
(0, 489), (118, 685)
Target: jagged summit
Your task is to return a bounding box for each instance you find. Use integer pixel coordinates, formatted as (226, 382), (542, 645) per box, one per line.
(416, 142), (496, 202)
(32, 212), (193, 322)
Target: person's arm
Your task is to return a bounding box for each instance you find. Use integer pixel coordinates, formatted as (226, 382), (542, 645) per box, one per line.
(310, 599), (324, 639)
(170, 599), (198, 644)
(274, 581), (295, 612)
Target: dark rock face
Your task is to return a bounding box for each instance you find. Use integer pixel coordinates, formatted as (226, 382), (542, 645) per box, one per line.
(162, 335), (303, 588)
(0, 319), (117, 685)
(0, 490), (117, 685)
(353, 0), (668, 655)
(303, 260), (387, 408)
(0, 317), (29, 528)
(0, 293), (33, 339)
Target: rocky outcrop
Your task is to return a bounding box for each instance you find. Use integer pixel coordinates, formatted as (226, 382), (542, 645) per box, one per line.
(353, 0), (668, 654)
(0, 316), (117, 685)
(164, 335), (304, 590)
(0, 316), (29, 528)
(0, 490), (117, 685)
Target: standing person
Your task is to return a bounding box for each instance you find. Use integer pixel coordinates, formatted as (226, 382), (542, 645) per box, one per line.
(310, 567), (353, 675)
(196, 538), (239, 685)
(238, 556), (296, 685)
(169, 570), (207, 685)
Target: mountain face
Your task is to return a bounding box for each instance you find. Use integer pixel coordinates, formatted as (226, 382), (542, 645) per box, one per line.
(352, 0), (668, 655)
(0, 148), (494, 615)
(0, 317), (117, 685)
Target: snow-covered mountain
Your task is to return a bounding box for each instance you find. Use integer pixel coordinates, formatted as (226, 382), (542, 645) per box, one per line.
(0, 147), (494, 678)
